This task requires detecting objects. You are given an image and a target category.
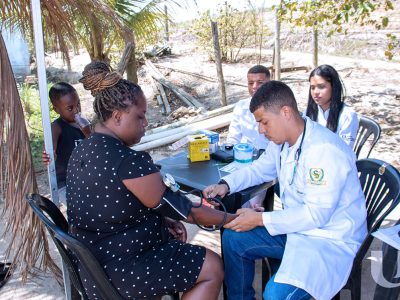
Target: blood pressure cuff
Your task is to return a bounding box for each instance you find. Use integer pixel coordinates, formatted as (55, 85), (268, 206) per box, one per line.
(152, 188), (193, 220)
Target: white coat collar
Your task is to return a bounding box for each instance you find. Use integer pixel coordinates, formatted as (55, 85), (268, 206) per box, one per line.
(317, 106), (330, 127)
(280, 118), (310, 164)
(279, 117), (312, 195)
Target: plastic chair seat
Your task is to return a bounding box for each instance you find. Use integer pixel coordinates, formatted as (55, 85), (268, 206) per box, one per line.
(26, 194), (180, 300)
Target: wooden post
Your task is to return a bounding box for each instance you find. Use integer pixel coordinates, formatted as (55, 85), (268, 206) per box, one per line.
(274, 7), (281, 80)
(164, 5), (169, 42)
(312, 25), (318, 68)
(126, 39), (138, 84)
(117, 41), (134, 75)
(211, 21), (227, 107)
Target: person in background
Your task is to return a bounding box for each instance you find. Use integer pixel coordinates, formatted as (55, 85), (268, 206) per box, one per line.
(67, 61), (237, 299)
(42, 82), (91, 204)
(204, 80), (367, 300)
(306, 64), (358, 149)
(227, 65), (271, 150)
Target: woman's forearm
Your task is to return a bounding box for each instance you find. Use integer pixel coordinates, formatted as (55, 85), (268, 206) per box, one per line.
(187, 206), (237, 226)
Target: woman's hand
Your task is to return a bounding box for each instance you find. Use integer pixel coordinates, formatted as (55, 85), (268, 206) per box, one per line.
(251, 203), (265, 212)
(224, 208), (264, 232)
(165, 217), (187, 242)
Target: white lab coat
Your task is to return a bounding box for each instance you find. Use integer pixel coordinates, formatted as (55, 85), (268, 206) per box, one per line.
(306, 104), (359, 149)
(227, 98), (269, 150)
(222, 117), (367, 300)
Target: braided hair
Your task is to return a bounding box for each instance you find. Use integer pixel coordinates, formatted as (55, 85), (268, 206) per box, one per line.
(306, 64), (345, 133)
(79, 61), (143, 122)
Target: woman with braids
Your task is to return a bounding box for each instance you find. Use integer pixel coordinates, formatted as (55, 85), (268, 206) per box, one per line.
(67, 61), (236, 299)
(305, 64), (358, 148)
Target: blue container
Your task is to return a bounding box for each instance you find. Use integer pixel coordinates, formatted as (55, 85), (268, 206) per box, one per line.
(233, 143), (254, 164)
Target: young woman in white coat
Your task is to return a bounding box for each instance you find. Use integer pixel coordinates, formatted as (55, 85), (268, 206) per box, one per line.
(306, 64), (358, 149)
(204, 81), (367, 300)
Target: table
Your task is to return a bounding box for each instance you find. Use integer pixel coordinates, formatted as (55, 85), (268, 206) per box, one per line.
(157, 151), (277, 299)
(156, 151), (276, 212)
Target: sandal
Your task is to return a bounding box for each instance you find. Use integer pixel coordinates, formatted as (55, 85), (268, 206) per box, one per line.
(0, 262), (12, 289)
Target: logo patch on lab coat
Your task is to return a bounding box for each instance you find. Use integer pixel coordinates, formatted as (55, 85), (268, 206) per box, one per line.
(307, 168), (326, 185)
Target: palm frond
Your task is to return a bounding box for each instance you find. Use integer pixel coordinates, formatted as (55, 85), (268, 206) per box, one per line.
(0, 33), (61, 282)
(114, 0), (179, 40)
(1, 0), (134, 63)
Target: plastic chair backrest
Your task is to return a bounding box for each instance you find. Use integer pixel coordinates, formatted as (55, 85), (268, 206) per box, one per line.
(353, 116), (381, 158)
(354, 159), (400, 264)
(26, 193), (123, 300)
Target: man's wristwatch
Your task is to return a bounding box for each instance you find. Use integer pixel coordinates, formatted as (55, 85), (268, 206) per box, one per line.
(163, 173), (180, 192)
(218, 179), (230, 194)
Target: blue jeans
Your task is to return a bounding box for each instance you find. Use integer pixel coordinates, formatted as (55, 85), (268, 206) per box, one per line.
(222, 227), (311, 300)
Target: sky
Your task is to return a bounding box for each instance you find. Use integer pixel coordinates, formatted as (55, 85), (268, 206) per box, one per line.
(167, 0), (280, 23)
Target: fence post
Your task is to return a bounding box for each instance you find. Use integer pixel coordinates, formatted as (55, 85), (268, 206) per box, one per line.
(211, 21), (227, 106)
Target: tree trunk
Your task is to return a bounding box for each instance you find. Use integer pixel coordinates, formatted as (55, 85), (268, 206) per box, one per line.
(126, 46), (138, 83)
(312, 25), (318, 68)
(274, 7), (281, 80)
(164, 5), (169, 42)
(211, 21), (227, 107)
(117, 42), (134, 75)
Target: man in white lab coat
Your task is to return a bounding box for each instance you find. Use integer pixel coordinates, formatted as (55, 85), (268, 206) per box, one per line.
(203, 81), (367, 300)
(226, 65), (271, 151)
(227, 65), (271, 208)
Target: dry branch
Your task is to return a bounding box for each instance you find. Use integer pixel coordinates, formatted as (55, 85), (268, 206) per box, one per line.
(155, 81), (171, 114)
(145, 60), (205, 109)
(154, 64), (248, 88)
(117, 41), (134, 75)
(0, 35), (61, 282)
(156, 95), (166, 114)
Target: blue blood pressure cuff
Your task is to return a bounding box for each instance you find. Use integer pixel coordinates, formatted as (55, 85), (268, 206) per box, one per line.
(152, 188), (193, 220)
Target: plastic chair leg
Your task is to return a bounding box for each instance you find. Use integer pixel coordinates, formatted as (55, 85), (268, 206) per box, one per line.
(350, 268), (362, 300)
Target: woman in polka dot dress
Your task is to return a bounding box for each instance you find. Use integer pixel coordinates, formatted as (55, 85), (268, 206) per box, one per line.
(66, 61), (236, 299)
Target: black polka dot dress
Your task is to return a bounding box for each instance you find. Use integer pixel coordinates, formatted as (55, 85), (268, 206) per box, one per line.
(66, 133), (206, 299)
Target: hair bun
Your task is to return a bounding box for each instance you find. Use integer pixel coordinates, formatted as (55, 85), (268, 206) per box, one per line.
(79, 61), (122, 95)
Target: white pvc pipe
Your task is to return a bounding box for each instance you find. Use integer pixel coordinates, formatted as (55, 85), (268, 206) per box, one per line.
(31, 3), (69, 298)
(133, 112), (232, 151)
(140, 110), (234, 143)
(144, 104), (235, 136)
(31, 0), (59, 205)
(31, 0), (59, 204)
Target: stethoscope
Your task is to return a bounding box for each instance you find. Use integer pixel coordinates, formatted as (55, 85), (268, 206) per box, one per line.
(280, 118), (307, 185)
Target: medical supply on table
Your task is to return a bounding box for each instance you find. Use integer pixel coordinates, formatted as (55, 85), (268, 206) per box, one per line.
(233, 143), (254, 165)
(187, 134), (210, 162)
(198, 129), (219, 154)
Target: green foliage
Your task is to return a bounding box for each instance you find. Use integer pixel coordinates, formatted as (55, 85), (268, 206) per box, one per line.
(386, 33), (399, 60)
(191, 2), (271, 62)
(70, 0), (175, 62)
(277, 0), (398, 60)
(19, 83), (57, 170)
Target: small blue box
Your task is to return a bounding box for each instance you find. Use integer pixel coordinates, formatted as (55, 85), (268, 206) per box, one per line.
(198, 129), (219, 144)
(198, 130), (219, 153)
